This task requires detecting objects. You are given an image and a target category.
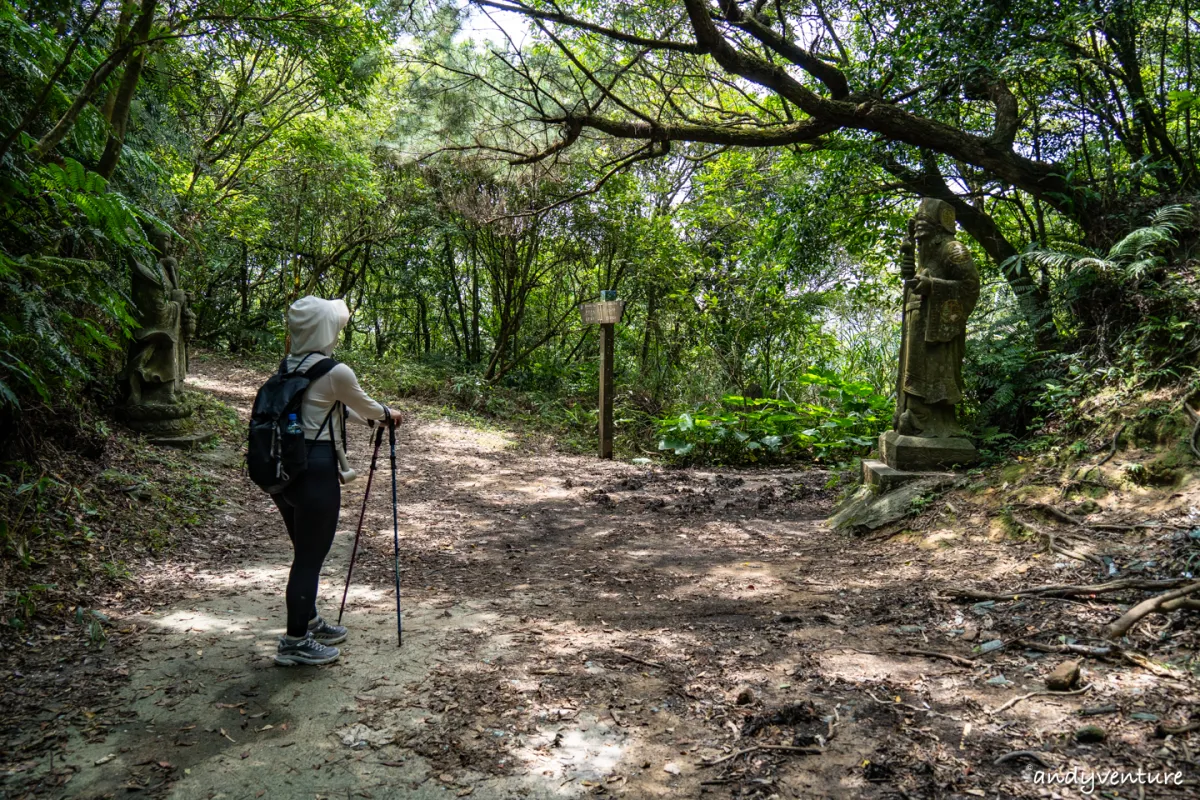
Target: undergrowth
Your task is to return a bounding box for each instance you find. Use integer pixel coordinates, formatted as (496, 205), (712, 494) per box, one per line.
(0, 400), (231, 642)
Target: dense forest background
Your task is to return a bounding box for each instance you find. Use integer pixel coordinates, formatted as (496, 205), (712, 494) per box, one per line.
(4, 0), (1200, 465)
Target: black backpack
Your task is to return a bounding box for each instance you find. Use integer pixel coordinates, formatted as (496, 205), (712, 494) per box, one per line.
(247, 354), (341, 494)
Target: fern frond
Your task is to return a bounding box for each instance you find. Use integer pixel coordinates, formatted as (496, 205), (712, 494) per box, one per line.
(1108, 225), (1176, 262)
(1147, 204), (1192, 231)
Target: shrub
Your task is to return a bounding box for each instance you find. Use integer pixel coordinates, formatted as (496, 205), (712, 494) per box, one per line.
(655, 370), (889, 465)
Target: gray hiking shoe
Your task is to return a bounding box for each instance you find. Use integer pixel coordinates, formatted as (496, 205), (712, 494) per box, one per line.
(274, 632), (340, 666)
(308, 614), (347, 645)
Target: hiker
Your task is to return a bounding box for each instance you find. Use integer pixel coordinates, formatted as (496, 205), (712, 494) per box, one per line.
(271, 296), (398, 666)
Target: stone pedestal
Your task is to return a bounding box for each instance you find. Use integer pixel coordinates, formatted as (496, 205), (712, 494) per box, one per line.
(879, 431), (977, 471)
(828, 441), (972, 532)
(114, 390), (200, 435)
(148, 431), (217, 449)
(862, 459), (954, 492)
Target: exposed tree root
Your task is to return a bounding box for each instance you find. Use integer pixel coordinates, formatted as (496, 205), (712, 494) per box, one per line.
(1063, 423), (1125, 497)
(889, 648), (977, 668)
(840, 647), (976, 669)
(1017, 640), (1117, 658)
(1014, 514), (1106, 567)
(993, 750), (1051, 768)
(1096, 423), (1126, 468)
(1089, 522), (1177, 532)
(864, 691), (961, 721)
(987, 684), (1091, 716)
(1104, 580), (1200, 639)
(699, 743), (822, 767)
(1154, 720), (1200, 738)
(1017, 639), (1176, 676)
(947, 577), (1191, 602)
(1024, 502), (1085, 527)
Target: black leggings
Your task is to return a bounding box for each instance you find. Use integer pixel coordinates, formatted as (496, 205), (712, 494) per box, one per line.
(271, 441), (340, 637)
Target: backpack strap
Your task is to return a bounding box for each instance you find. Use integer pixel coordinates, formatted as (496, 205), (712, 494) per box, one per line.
(302, 358), (342, 448)
(303, 357), (339, 383)
(286, 352), (322, 374)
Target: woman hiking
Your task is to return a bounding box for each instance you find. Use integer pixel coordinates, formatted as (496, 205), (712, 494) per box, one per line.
(272, 296), (398, 666)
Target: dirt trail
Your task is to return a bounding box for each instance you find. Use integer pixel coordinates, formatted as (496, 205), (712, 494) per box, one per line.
(20, 355), (1198, 799)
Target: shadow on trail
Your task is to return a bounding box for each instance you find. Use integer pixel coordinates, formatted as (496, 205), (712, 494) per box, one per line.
(43, 357), (1194, 800)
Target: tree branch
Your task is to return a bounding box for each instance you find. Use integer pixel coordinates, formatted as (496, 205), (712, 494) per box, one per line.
(472, 0), (704, 53)
(719, 2), (850, 98)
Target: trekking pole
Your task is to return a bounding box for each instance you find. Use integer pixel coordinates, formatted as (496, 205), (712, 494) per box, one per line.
(337, 425), (385, 626)
(388, 410), (402, 647)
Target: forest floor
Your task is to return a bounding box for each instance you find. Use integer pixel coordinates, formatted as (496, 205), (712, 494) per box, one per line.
(3, 352), (1199, 799)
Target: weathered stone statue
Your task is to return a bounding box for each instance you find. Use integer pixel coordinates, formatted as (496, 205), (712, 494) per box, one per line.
(880, 198), (980, 470)
(117, 230), (198, 434)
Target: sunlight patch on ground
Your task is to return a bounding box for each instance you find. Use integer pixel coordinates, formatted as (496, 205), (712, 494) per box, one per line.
(151, 608), (258, 635)
(418, 422), (512, 452)
(186, 374), (258, 401)
(514, 716), (626, 787)
(816, 648), (932, 682)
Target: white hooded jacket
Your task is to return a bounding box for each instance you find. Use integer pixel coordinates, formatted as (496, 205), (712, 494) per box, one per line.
(285, 296), (387, 442)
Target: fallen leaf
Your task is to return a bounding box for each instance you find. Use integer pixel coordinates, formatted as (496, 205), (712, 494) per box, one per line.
(663, 763), (681, 775)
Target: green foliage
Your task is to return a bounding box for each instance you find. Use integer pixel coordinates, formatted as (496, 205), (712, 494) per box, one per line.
(73, 605), (109, 648)
(655, 371), (889, 465)
(0, 157), (144, 409)
(999, 206), (1200, 436)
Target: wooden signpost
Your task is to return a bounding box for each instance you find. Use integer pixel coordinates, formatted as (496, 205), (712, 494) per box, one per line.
(579, 297), (624, 459)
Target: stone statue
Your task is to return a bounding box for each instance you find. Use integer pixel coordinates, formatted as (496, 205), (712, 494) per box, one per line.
(881, 198), (980, 470)
(117, 230), (198, 434)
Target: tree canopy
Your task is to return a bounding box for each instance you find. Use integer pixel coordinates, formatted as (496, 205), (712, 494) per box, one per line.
(2, 0), (1198, 462)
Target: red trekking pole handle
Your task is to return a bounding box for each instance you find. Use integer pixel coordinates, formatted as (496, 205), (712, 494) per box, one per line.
(336, 425), (385, 625)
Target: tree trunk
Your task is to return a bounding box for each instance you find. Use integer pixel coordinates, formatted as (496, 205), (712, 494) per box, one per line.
(0, 0), (109, 164)
(470, 242), (481, 363)
(31, 42), (140, 161)
(417, 295), (431, 355)
(97, 46), (148, 178)
(101, 1), (137, 122)
(33, 0), (156, 161)
(640, 291), (656, 376)
(445, 233), (472, 358)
